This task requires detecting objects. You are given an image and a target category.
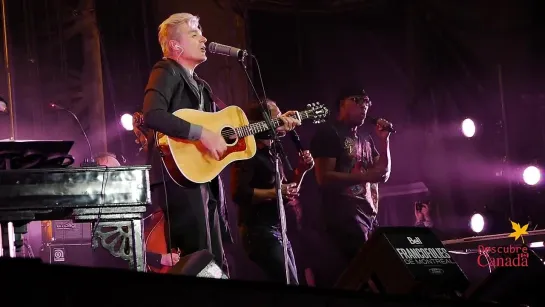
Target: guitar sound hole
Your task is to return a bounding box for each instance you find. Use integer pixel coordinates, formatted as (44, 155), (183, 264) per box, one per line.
(221, 126), (237, 145)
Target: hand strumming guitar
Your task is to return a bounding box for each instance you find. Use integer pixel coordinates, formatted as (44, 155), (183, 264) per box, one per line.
(201, 128), (227, 160)
(281, 182), (299, 201)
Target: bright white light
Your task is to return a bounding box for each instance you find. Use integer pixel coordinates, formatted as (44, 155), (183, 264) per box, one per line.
(523, 166), (541, 186)
(120, 114), (133, 131)
(470, 213), (485, 233)
(461, 118), (476, 138)
(529, 241), (544, 248)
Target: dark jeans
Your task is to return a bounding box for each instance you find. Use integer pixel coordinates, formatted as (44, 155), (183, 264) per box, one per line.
(323, 220), (377, 287)
(152, 179), (228, 273)
(240, 224), (299, 285)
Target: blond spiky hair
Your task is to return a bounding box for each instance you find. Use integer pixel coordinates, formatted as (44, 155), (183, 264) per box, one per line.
(158, 13), (201, 55)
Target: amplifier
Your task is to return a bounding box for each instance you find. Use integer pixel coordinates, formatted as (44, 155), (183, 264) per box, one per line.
(40, 242), (95, 267)
(39, 242), (130, 269)
(41, 220), (92, 243)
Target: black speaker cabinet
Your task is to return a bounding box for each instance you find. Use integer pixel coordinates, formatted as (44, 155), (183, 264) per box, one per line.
(40, 242), (95, 267)
(336, 227), (469, 297)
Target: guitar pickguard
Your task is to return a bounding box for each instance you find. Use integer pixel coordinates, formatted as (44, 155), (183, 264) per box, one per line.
(221, 137), (247, 160)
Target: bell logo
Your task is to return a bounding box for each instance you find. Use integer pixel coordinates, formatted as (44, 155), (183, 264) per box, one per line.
(407, 237), (423, 245)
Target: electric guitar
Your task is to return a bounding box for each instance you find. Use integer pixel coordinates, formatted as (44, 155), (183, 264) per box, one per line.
(157, 102), (328, 187)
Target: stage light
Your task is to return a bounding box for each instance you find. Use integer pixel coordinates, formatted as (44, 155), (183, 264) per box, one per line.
(523, 166), (541, 186)
(529, 242), (544, 248)
(461, 118), (476, 138)
(470, 213), (485, 233)
(120, 114), (133, 131)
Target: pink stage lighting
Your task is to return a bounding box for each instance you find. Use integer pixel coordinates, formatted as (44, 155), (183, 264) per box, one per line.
(461, 118), (476, 138)
(120, 113), (133, 131)
(523, 166), (541, 186)
(470, 213), (485, 233)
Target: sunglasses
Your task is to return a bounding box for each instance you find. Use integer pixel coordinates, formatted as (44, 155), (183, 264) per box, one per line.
(349, 96), (372, 107)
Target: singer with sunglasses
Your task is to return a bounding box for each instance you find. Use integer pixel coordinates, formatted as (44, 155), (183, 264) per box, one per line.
(230, 99), (313, 284)
(309, 87), (392, 287)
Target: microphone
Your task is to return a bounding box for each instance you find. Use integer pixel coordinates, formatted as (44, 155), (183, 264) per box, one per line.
(49, 102), (97, 166)
(208, 42), (248, 59)
(289, 130), (304, 153)
(368, 116), (396, 133)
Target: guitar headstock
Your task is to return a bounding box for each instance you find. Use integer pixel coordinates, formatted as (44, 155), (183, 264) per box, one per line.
(303, 102), (329, 124)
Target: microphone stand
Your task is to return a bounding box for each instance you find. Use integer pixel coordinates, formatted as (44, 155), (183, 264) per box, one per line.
(239, 53), (292, 285)
(52, 104), (97, 167)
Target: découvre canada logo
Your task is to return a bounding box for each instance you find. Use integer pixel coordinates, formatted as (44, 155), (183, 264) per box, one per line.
(477, 220), (530, 268)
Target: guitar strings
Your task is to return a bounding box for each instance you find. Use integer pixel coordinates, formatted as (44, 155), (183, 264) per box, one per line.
(217, 111), (312, 139)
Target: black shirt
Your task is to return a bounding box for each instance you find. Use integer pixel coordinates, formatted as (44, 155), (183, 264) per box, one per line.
(310, 121), (380, 234)
(231, 145), (286, 227)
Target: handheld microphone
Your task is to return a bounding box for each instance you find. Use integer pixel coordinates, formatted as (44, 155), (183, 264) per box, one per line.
(208, 42), (248, 59)
(49, 102), (97, 166)
(368, 116), (396, 133)
(289, 130), (304, 153)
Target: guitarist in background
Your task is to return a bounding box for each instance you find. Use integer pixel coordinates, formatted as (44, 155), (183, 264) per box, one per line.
(142, 13), (234, 272)
(231, 99), (313, 284)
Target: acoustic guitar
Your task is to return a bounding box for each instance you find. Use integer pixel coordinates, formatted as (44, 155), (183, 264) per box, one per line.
(157, 102), (328, 187)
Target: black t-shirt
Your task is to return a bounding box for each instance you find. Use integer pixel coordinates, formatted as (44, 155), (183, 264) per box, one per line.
(231, 146), (287, 228)
(310, 121), (380, 235)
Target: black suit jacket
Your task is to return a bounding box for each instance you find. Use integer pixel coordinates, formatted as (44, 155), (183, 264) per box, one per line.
(142, 58), (233, 243)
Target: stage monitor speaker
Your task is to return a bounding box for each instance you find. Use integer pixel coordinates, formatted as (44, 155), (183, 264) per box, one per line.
(168, 250), (228, 279)
(465, 246), (545, 306)
(336, 227), (469, 297)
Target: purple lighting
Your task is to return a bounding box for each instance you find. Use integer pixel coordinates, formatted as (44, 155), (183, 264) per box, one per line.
(461, 118), (476, 138)
(120, 114), (133, 131)
(522, 166), (541, 186)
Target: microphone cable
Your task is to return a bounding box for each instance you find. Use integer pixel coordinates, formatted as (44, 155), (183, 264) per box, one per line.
(250, 54), (268, 105)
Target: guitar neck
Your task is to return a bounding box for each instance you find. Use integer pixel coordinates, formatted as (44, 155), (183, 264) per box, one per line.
(236, 111), (311, 138)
